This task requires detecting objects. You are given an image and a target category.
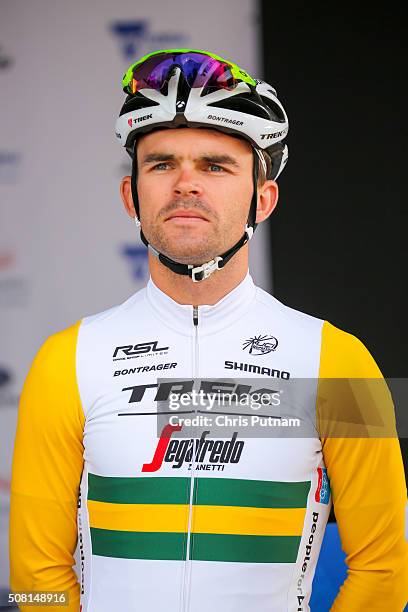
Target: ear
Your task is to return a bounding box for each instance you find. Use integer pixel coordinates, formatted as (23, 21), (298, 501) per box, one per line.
(120, 175), (136, 219)
(256, 180), (279, 224)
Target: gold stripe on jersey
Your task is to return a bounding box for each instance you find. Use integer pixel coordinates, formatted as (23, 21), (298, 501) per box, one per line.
(87, 500), (306, 536)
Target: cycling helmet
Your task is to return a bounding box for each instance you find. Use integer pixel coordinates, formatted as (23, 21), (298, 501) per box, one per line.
(115, 49), (289, 282)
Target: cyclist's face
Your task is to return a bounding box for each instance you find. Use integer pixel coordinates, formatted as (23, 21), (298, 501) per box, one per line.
(134, 128), (255, 264)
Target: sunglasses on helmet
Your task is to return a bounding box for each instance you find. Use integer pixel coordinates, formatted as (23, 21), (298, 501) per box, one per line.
(122, 49), (255, 95)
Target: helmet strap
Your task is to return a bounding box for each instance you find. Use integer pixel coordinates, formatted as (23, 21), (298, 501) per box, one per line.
(130, 143), (259, 282)
(131, 142), (141, 220)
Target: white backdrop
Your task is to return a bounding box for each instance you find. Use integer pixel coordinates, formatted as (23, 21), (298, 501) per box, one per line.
(0, 0), (270, 596)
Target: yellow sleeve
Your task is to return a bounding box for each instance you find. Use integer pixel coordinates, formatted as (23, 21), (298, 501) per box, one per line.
(318, 321), (408, 611)
(9, 321), (84, 611)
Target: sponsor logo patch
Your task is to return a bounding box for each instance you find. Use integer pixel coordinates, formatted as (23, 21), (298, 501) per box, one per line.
(242, 334), (278, 355)
(315, 467), (330, 504)
(114, 362), (177, 376)
(113, 341), (169, 361)
(207, 114), (244, 126)
(224, 360), (290, 379)
(296, 511), (320, 610)
(142, 424), (244, 472)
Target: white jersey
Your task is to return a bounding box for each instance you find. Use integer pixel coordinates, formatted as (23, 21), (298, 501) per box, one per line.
(10, 274), (408, 611)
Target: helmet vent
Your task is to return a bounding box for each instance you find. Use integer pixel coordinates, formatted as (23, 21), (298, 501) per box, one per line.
(207, 94), (271, 120)
(119, 94), (159, 117)
(259, 96), (286, 123)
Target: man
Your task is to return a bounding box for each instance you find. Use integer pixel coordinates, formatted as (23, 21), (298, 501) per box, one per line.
(10, 49), (407, 611)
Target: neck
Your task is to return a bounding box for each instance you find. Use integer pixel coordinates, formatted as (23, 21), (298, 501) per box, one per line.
(148, 245), (249, 306)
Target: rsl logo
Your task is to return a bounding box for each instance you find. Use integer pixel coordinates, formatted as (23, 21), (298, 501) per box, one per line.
(243, 334), (278, 355)
(113, 340), (169, 361)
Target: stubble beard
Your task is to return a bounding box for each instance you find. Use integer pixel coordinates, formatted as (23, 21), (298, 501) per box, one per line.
(143, 197), (229, 265)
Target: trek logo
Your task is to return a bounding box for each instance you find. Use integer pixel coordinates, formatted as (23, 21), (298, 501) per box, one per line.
(242, 334), (278, 355)
(260, 129), (288, 140)
(315, 467), (330, 504)
(127, 114), (153, 128)
(113, 341), (169, 361)
(122, 379), (280, 405)
(142, 424), (244, 472)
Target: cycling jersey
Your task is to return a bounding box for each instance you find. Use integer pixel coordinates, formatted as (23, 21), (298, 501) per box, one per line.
(10, 273), (408, 611)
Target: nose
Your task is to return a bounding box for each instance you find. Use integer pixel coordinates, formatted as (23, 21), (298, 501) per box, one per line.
(173, 168), (203, 198)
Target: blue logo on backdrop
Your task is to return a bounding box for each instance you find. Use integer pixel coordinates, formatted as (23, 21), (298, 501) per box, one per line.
(0, 45), (13, 70)
(121, 245), (149, 282)
(0, 151), (21, 183)
(110, 21), (188, 61)
(0, 366), (19, 409)
(0, 368), (11, 388)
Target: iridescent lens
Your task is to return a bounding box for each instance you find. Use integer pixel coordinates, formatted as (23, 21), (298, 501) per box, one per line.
(128, 52), (238, 94)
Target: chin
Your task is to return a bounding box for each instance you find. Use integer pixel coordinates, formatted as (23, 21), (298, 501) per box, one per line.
(146, 227), (225, 264)
(160, 246), (217, 265)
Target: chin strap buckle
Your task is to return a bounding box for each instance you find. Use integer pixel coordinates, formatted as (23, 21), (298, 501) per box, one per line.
(189, 256), (223, 282)
(245, 224), (254, 240)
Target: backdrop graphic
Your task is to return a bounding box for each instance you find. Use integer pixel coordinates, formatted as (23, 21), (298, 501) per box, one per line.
(0, 0), (268, 599)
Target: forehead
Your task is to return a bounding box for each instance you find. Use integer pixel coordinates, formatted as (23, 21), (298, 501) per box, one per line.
(137, 127), (252, 158)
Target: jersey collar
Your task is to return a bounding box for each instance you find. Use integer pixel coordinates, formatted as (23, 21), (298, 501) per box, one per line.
(146, 272), (257, 336)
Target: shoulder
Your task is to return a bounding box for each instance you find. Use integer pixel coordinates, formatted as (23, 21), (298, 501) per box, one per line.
(30, 320), (81, 377)
(254, 286), (324, 332)
(80, 285), (147, 329)
(26, 287), (148, 385)
(253, 285), (381, 377)
(319, 320), (382, 378)
(19, 320), (85, 447)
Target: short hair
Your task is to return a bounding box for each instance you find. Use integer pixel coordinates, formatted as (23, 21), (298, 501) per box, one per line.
(258, 150), (272, 185)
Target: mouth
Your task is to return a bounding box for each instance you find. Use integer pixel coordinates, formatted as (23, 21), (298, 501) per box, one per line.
(165, 210), (209, 222)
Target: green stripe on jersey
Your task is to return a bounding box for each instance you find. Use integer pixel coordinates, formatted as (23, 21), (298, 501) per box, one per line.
(195, 478), (310, 508)
(88, 474), (310, 508)
(90, 528), (301, 563)
(88, 474), (190, 504)
(191, 533), (301, 563)
(90, 528), (187, 560)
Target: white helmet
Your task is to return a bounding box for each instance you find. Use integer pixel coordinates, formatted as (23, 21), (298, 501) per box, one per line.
(115, 49), (289, 282)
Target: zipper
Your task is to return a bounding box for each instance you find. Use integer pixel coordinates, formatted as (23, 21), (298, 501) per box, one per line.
(193, 305), (199, 327)
(181, 306), (199, 612)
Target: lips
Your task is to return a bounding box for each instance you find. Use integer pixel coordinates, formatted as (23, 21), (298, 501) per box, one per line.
(165, 210), (208, 222)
